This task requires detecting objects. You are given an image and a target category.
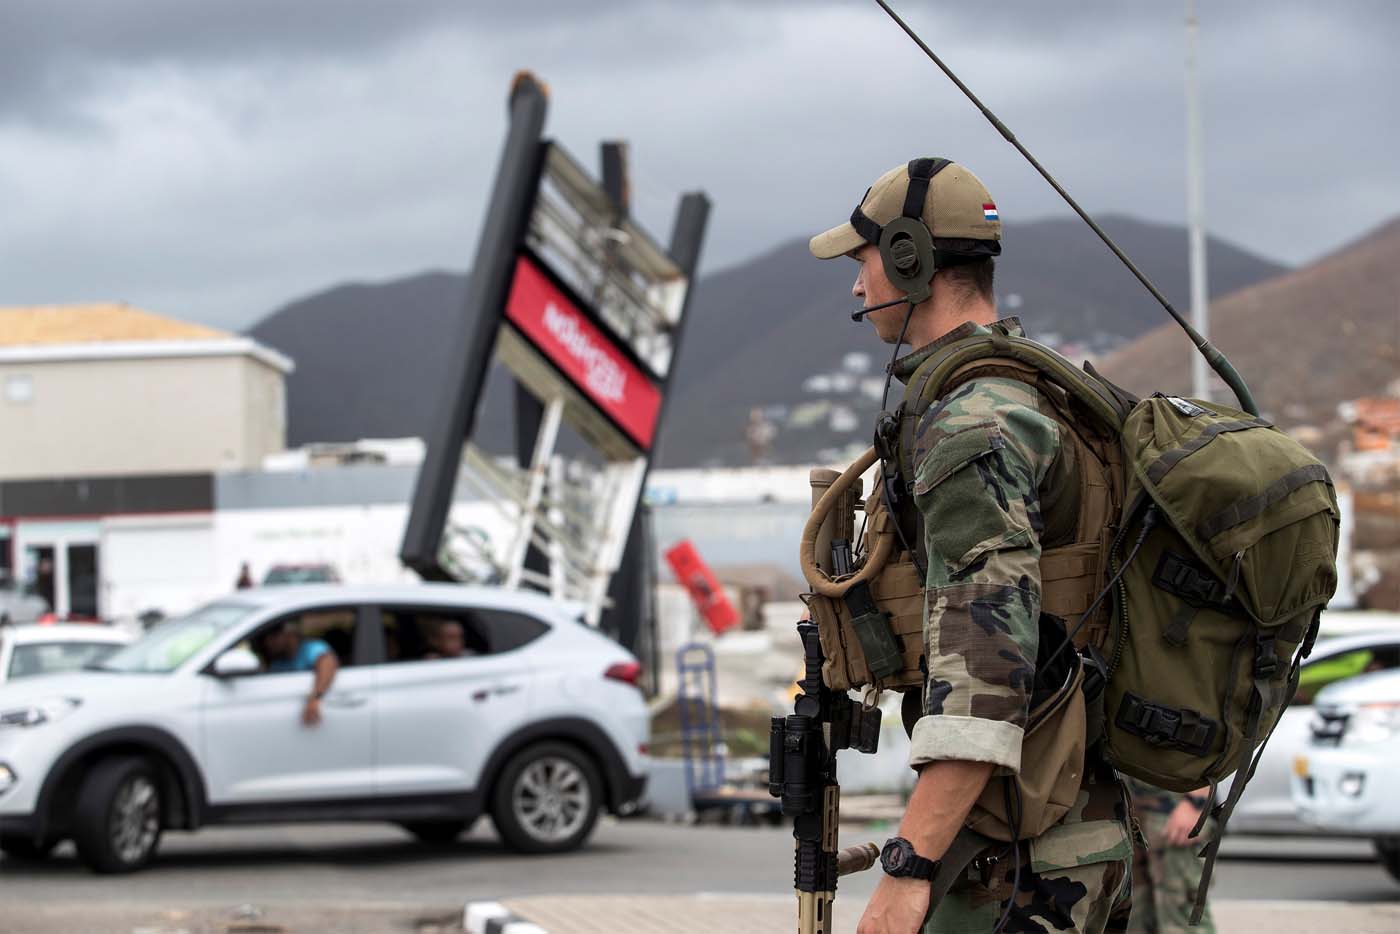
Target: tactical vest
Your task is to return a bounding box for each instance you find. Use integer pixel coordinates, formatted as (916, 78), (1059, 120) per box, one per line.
(801, 325), (1340, 911)
(801, 325), (1124, 696)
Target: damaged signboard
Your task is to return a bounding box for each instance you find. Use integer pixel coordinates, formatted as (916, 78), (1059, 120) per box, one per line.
(401, 72), (709, 628)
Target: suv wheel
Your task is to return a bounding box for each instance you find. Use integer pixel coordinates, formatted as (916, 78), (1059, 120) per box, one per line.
(0, 835), (57, 861)
(72, 756), (163, 873)
(399, 820), (471, 845)
(490, 741), (601, 854)
(1377, 838), (1400, 884)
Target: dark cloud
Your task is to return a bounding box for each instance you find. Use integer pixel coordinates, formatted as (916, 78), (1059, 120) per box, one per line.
(0, 1), (1395, 327)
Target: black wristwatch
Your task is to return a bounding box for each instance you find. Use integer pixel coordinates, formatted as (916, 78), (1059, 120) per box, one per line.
(880, 837), (940, 882)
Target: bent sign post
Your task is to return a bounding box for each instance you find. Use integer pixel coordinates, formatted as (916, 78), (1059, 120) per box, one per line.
(401, 72), (709, 628)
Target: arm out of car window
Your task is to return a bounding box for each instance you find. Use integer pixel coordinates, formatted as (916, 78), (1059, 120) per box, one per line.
(302, 651), (340, 726)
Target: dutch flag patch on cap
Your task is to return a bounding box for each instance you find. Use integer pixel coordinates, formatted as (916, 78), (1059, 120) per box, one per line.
(983, 203), (999, 221)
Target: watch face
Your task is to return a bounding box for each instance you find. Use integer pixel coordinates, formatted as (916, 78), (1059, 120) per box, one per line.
(882, 839), (909, 873)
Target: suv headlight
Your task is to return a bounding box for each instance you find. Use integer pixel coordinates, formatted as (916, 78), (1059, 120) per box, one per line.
(1343, 702), (1400, 746)
(0, 697), (82, 729)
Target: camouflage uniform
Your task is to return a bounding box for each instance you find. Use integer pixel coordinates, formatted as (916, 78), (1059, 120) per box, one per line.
(896, 317), (1134, 933)
(1124, 778), (1215, 934)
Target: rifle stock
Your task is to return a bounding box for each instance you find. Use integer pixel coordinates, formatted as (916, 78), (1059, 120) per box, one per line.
(770, 621), (881, 934)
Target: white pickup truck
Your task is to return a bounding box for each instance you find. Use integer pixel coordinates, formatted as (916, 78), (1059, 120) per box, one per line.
(1292, 667), (1400, 885)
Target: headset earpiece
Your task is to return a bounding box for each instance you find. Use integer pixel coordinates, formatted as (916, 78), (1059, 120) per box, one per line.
(878, 216), (937, 305)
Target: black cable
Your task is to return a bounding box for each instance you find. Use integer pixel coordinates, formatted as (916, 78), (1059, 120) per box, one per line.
(875, 300), (928, 579)
(879, 298), (916, 414)
(993, 781), (1023, 934)
(1043, 505), (1160, 673)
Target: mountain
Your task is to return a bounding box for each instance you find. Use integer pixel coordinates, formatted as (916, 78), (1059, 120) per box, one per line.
(250, 271), (469, 449)
(1098, 217), (1400, 442)
(651, 214), (1285, 466)
(248, 215), (1287, 464)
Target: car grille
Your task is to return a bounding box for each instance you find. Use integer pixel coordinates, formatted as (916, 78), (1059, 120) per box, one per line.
(1310, 705), (1349, 746)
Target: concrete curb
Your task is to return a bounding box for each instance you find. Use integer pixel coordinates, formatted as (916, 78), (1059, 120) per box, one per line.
(464, 901), (549, 934)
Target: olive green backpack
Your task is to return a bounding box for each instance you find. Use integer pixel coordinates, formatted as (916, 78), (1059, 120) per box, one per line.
(897, 330), (1340, 916)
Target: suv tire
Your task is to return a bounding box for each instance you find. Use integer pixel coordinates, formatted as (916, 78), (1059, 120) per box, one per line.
(0, 835), (57, 861)
(400, 820), (471, 845)
(490, 741), (601, 854)
(72, 756), (163, 873)
(1376, 838), (1400, 884)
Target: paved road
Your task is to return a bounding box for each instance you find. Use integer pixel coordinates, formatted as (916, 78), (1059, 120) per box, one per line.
(1, 819), (1396, 932)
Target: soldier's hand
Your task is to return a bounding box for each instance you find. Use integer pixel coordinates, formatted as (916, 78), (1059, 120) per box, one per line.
(1164, 798), (1202, 846)
(857, 875), (930, 934)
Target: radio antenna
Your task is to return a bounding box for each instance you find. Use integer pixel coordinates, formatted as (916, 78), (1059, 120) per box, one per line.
(873, 0), (1258, 416)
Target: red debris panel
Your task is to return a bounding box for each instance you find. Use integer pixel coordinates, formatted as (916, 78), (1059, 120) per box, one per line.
(664, 540), (739, 635)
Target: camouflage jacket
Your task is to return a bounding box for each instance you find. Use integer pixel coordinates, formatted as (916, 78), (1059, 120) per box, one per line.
(894, 316), (1062, 774)
(895, 317), (1131, 849)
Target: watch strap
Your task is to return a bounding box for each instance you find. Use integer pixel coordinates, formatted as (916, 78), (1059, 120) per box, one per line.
(905, 851), (939, 881)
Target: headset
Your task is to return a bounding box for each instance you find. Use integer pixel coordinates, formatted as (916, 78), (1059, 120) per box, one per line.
(850, 157), (1002, 320)
(848, 157), (946, 315)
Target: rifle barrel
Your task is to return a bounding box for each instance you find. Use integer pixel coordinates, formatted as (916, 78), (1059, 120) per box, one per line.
(837, 841), (880, 876)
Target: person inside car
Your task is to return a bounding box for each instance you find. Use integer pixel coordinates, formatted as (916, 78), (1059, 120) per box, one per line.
(259, 619), (339, 726)
(424, 618), (474, 660)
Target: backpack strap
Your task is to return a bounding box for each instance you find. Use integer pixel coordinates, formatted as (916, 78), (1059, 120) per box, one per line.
(1188, 609), (1320, 923)
(902, 333), (1130, 433)
(897, 333), (1127, 654)
(929, 827), (1001, 910)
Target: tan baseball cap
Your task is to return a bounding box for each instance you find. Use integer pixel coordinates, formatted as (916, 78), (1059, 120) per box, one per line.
(810, 158), (1002, 260)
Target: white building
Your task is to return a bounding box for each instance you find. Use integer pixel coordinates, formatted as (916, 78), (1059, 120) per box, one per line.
(0, 303), (292, 616)
(0, 303), (291, 480)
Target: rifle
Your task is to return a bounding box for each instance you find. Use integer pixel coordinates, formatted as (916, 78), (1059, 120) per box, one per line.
(769, 620), (882, 934)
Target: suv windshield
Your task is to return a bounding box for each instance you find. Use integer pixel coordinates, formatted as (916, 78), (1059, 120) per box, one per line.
(94, 603), (257, 673)
(10, 641), (123, 680)
(263, 566), (337, 585)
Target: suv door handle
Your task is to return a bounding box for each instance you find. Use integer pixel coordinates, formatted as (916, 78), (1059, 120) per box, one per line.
(471, 683), (521, 703)
(323, 693), (368, 709)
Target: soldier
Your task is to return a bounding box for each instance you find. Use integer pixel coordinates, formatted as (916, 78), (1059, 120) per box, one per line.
(808, 159), (1133, 933)
(1126, 778), (1215, 933)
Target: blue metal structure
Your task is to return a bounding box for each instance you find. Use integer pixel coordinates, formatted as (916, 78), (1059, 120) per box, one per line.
(675, 641), (725, 799)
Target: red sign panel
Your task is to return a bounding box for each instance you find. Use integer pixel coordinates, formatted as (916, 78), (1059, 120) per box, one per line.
(504, 256), (661, 450)
(664, 539), (739, 636)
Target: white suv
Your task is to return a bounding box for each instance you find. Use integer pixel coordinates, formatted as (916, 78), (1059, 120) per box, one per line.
(0, 584), (649, 872)
(1292, 666), (1400, 885)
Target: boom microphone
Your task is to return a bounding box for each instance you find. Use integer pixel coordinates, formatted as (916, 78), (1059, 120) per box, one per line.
(850, 296), (911, 321)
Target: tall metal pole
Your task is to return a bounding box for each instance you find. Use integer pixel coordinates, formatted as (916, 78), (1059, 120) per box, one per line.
(400, 73), (549, 578)
(1185, 0), (1211, 401)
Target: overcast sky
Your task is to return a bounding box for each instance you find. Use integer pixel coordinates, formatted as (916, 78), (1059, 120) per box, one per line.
(1, 0), (1396, 330)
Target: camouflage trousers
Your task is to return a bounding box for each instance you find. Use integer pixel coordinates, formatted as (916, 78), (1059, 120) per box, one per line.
(922, 841), (1133, 933)
(1125, 809), (1215, 934)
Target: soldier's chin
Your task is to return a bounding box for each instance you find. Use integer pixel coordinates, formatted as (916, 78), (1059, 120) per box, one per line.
(872, 320), (903, 345)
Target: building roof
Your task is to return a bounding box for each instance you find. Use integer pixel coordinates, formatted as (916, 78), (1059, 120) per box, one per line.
(0, 303), (293, 372)
(0, 303), (230, 347)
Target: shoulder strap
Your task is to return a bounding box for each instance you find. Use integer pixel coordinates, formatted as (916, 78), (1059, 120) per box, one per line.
(906, 332), (1130, 430)
(897, 332), (1127, 492)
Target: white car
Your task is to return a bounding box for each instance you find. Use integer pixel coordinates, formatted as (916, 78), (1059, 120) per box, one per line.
(1292, 667), (1400, 884)
(0, 584), (649, 871)
(0, 578), (49, 626)
(1223, 628), (1400, 834)
(0, 624), (133, 685)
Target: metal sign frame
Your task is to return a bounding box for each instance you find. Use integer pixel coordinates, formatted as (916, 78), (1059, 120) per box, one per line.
(400, 72), (709, 630)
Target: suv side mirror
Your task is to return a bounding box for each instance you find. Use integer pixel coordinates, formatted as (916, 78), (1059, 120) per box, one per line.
(212, 648), (261, 678)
